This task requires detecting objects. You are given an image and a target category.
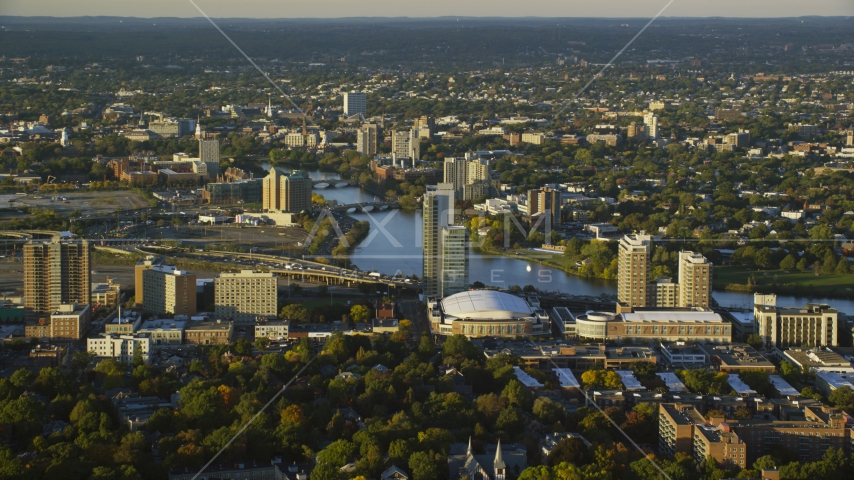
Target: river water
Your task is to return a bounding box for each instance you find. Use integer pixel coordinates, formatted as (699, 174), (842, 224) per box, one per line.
(313, 180), (854, 314)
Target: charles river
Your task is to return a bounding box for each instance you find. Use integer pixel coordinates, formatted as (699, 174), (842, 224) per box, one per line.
(291, 169), (854, 314)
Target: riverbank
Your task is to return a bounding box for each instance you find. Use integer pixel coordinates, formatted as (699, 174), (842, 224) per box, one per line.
(472, 246), (617, 283)
(714, 266), (854, 300)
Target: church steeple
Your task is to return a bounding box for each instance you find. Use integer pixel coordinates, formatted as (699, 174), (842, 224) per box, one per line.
(494, 439), (506, 480)
(466, 436), (472, 457)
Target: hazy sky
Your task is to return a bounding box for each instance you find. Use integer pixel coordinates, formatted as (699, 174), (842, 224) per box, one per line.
(1, 0), (852, 18)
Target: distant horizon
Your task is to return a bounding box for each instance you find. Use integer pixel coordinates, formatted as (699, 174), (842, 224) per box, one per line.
(0, 0), (852, 20)
(2, 14), (854, 21)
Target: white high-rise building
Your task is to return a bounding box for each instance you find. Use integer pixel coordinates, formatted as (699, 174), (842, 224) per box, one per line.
(423, 184), (464, 298)
(644, 113), (659, 139)
(392, 129), (420, 161)
(343, 91), (367, 116)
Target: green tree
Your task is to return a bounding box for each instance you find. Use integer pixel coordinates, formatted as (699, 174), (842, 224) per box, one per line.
(255, 337), (270, 351)
(547, 437), (589, 467)
(779, 254), (797, 271)
(280, 304), (309, 323)
(408, 451), (439, 480)
(746, 334), (763, 350)
(796, 257), (809, 272)
(349, 305), (371, 323)
(316, 439), (356, 469)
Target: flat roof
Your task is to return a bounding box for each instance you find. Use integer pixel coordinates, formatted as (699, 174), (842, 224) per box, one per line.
(815, 370), (854, 390)
(140, 319), (187, 331)
(768, 375), (799, 396)
(657, 372), (687, 392)
(728, 311), (754, 325)
(783, 349), (853, 369)
(186, 321), (232, 331)
(614, 370), (645, 391)
(513, 366), (544, 388)
(620, 310), (724, 323)
(726, 374), (757, 395)
(552, 368), (580, 388)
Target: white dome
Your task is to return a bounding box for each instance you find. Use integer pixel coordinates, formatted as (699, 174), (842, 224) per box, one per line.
(440, 291), (533, 320)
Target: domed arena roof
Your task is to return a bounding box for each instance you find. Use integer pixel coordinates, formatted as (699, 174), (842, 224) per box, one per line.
(440, 290), (534, 320)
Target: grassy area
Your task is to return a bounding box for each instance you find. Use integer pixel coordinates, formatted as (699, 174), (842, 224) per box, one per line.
(714, 265), (854, 298)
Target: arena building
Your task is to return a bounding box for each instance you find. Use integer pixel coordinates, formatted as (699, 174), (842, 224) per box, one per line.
(428, 290), (549, 337)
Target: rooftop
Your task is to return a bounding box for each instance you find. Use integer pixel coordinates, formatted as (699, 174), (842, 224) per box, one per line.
(726, 374), (757, 395)
(186, 321), (232, 331)
(620, 309), (724, 323)
(815, 370), (854, 390)
(698, 344), (774, 369)
(553, 368), (580, 388)
(614, 370), (645, 391)
(440, 290), (533, 320)
(513, 366), (544, 388)
(768, 375), (799, 396)
(783, 348), (853, 370)
(657, 372), (687, 392)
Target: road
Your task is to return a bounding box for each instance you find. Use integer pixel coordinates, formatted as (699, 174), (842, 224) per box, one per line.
(397, 298), (428, 342)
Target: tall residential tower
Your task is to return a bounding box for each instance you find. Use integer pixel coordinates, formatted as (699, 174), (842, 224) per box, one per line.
(23, 238), (91, 321)
(423, 183), (468, 298)
(617, 234), (651, 308)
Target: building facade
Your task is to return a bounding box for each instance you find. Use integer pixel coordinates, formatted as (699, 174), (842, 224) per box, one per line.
(528, 187), (562, 227)
(343, 91), (367, 116)
(356, 123), (378, 156)
(422, 184), (456, 298)
(678, 251), (712, 308)
(575, 309), (732, 344)
(441, 226), (469, 297)
(754, 298), (839, 348)
(87, 334), (151, 363)
(214, 270), (278, 322)
(141, 265), (197, 316)
(50, 303), (92, 340)
(23, 239), (90, 321)
(262, 167), (312, 213)
(618, 234), (651, 308)
(184, 320), (234, 345)
(392, 129), (420, 161)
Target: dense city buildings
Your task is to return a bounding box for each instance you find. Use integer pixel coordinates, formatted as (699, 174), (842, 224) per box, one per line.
(443, 154), (494, 200)
(214, 270), (278, 323)
(23, 238), (91, 321)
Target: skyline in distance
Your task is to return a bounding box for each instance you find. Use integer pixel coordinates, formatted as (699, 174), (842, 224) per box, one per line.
(1, 0), (853, 19)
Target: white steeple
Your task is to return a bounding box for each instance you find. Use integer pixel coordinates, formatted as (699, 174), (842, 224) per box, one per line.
(494, 439), (506, 480)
